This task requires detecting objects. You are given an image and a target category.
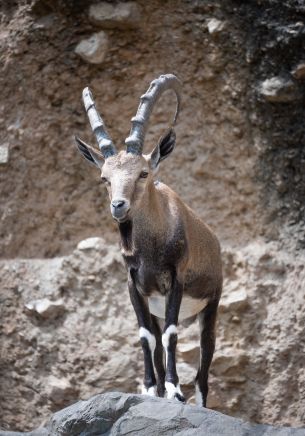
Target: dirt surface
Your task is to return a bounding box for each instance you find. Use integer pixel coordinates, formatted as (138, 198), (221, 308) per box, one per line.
(0, 0), (304, 432)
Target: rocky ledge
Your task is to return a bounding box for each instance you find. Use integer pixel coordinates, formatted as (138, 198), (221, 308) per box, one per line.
(1, 392), (305, 436)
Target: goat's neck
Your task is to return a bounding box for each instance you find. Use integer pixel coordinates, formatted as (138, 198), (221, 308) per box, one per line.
(119, 180), (166, 252)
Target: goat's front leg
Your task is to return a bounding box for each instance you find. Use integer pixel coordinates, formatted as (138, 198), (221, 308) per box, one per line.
(162, 278), (185, 402)
(128, 272), (157, 396)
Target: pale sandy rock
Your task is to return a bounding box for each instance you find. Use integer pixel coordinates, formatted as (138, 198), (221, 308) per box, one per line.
(176, 361), (197, 385)
(206, 389), (223, 409)
(207, 18), (225, 35)
(89, 2), (141, 29)
(219, 289), (248, 312)
(0, 142), (9, 164)
(212, 348), (248, 376)
(24, 298), (65, 319)
(178, 342), (200, 363)
(258, 77), (299, 102)
(291, 62), (305, 79)
(74, 31), (108, 64)
(77, 236), (106, 251)
(45, 376), (77, 405)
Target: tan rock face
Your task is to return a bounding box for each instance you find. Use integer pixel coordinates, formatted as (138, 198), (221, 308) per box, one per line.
(1, 238), (304, 430)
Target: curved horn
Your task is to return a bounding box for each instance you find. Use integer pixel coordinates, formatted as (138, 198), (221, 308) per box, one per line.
(125, 74), (182, 155)
(82, 87), (117, 158)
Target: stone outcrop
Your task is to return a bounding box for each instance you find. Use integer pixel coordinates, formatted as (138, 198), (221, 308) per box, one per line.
(25, 298), (65, 319)
(1, 392), (305, 436)
(89, 2), (141, 29)
(74, 31), (108, 64)
(257, 77), (300, 102)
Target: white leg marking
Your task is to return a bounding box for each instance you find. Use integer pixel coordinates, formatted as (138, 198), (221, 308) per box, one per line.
(161, 324), (177, 365)
(165, 381), (184, 400)
(195, 383), (203, 406)
(139, 327), (156, 353)
(141, 385), (157, 396)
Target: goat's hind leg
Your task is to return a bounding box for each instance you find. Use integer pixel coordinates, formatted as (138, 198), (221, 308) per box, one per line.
(195, 300), (219, 407)
(151, 315), (166, 397)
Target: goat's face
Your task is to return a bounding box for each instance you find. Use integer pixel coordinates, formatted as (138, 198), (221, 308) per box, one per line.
(76, 75), (180, 222)
(76, 128), (176, 223)
(101, 151), (150, 222)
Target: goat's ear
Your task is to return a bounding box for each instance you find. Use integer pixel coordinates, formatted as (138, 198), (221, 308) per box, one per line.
(149, 128), (176, 171)
(75, 136), (104, 168)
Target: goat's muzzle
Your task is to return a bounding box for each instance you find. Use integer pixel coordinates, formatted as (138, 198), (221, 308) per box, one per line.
(110, 199), (130, 222)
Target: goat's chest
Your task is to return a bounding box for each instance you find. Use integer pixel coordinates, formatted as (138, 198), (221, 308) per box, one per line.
(134, 263), (172, 296)
(122, 244), (179, 296)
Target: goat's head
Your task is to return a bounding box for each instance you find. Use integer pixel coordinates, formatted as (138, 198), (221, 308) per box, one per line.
(76, 74), (181, 223)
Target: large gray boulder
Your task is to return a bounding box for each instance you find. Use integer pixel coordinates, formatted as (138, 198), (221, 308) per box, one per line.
(2, 392), (305, 436)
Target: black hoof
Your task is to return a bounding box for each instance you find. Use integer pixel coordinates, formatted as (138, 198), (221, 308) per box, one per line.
(175, 392), (186, 403)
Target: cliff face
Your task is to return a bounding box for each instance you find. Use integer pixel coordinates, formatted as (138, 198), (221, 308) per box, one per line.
(0, 0), (304, 432)
(1, 238), (304, 431)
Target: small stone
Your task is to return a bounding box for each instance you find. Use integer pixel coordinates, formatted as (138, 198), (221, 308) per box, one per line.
(206, 390), (222, 409)
(176, 362), (196, 385)
(212, 348), (248, 376)
(75, 31), (108, 64)
(77, 237), (105, 251)
(257, 76), (299, 102)
(45, 375), (76, 405)
(89, 2), (141, 29)
(178, 342), (199, 364)
(207, 18), (225, 35)
(219, 289), (248, 312)
(25, 298), (65, 319)
(233, 127), (243, 139)
(291, 62), (305, 79)
(0, 143), (9, 164)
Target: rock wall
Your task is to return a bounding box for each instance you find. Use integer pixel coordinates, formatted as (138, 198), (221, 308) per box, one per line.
(0, 0), (304, 432)
(1, 238), (304, 431)
(0, 0), (265, 258)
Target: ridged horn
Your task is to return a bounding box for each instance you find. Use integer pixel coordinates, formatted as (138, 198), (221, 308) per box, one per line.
(82, 87), (117, 159)
(125, 74), (182, 155)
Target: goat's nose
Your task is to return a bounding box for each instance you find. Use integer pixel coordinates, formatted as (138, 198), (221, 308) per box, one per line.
(111, 200), (125, 209)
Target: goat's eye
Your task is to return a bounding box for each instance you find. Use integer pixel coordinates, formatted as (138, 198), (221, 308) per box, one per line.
(101, 177), (109, 184)
(139, 171), (148, 179)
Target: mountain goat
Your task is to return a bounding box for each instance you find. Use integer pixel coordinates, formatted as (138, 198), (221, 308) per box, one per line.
(76, 74), (222, 406)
